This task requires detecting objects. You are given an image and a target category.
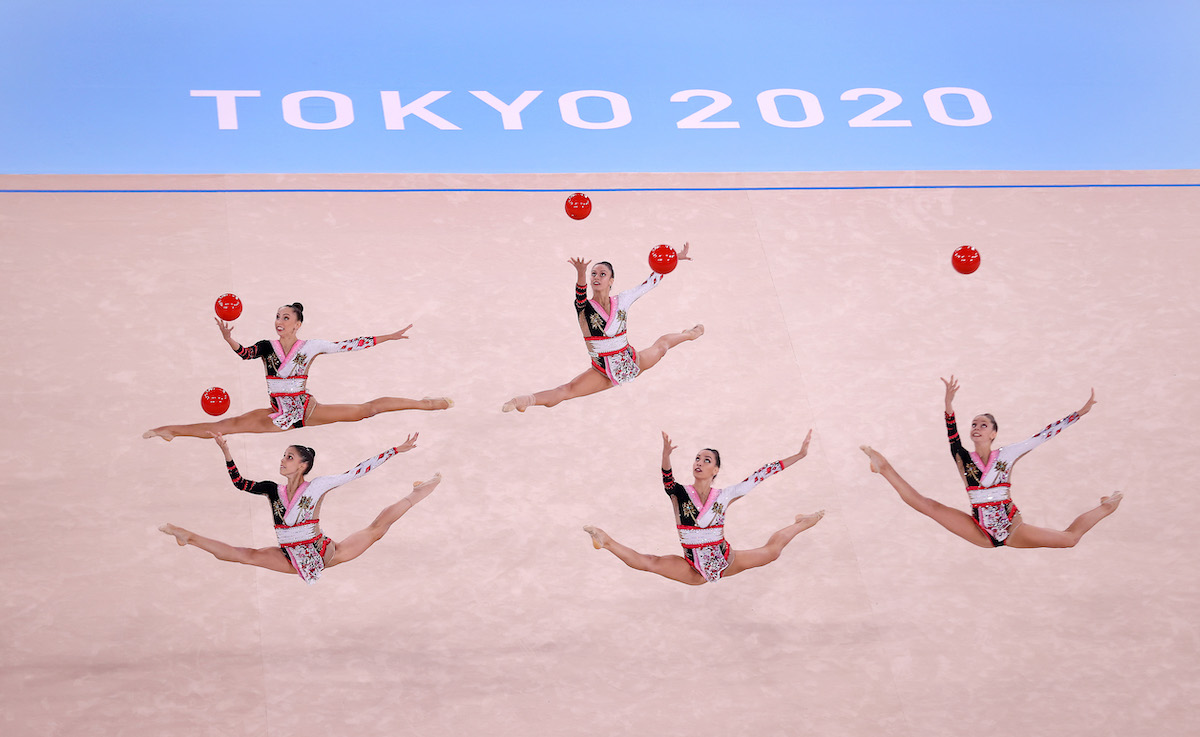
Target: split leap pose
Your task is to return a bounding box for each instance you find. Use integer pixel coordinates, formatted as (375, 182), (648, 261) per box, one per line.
(144, 302), (452, 441)
(860, 376), (1122, 549)
(160, 432), (440, 584)
(583, 431), (824, 585)
(502, 246), (704, 412)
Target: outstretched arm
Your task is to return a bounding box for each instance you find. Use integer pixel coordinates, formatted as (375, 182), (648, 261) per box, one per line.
(320, 433), (421, 494)
(569, 256), (591, 288)
(778, 429), (812, 469)
(1077, 388), (1097, 417)
(941, 375), (959, 415)
(214, 432), (263, 494)
(211, 431), (233, 463)
(661, 431), (676, 471)
(216, 317), (243, 352)
(375, 324), (413, 344)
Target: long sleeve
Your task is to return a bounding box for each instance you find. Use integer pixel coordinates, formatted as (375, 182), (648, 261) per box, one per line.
(303, 446), (402, 499)
(617, 272), (664, 310)
(946, 412), (964, 454)
(999, 412), (1081, 465)
(236, 339), (270, 360)
(227, 459), (270, 495)
(722, 461), (784, 504)
(946, 412), (983, 486)
(574, 282), (588, 315)
(306, 337), (377, 356)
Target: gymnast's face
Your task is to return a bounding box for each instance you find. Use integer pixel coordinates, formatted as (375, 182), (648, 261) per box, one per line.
(970, 415), (997, 444)
(692, 450), (720, 481)
(279, 447), (306, 476)
(590, 264), (613, 293)
(275, 307), (302, 339)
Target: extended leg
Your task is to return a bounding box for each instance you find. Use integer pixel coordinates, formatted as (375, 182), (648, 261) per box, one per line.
(327, 474), (442, 566)
(143, 409), (279, 441)
(158, 524), (295, 574)
(723, 511), (825, 577)
(1005, 493), (1123, 548)
(860, 445), (992, 548)
(307, 397), (452, 426)
(635, 325), (704, 372)
(582, 526), (706, 585)
(503, 368), (612, 412)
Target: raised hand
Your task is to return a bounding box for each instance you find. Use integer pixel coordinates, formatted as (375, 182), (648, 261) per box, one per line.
(941, 375), (960, 412)
(781, 429), (813, 468)
(381, 324), (413, 342)
(393, 433), (420, 453)
(569, 256), (591, 281)
(209, 431), (232, 460)
(215, 317), (238, 348)
(1077, 388), (1098, 416)
(677, 241), (692, 261)
(661, 431), (677, 468)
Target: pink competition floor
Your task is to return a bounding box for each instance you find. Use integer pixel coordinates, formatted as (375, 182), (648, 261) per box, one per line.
(2, 170), (1197, 736)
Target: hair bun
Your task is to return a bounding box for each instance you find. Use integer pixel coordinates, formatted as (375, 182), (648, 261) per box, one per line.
(292, 302), (304, 311)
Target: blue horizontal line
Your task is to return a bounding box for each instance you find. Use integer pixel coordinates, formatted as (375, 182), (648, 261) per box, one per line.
(1, 183), (1196, 194)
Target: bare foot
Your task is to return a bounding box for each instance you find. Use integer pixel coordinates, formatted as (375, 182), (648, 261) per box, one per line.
(421, 397), (453, 410)
(502, 394), (536, 413)
(143, 428), (175, 441)
(583, 525), (611, 550)
(793, 510), (825, 532)
(1101, 491), (1123, 513)
(409, 473), (442, 504)
(685, 324), (705, 340)
(159, 524), (190, 546)
(860, 445), (887, 474)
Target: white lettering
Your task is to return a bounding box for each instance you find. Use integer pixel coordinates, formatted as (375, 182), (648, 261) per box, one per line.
(842, 88), (912, 127)
(558, 90), (632, 130)
(380, 91), (461, 130)
(282, 90), (355, 130)
(671, 90), (740, 129)
(924, 87), (992, 126)
(469, 90), (542, 130)
(757, 89), (823, 128)
(190, 90), (261, 130)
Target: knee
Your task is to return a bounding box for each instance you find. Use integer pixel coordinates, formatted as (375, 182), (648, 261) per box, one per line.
(223, 547), (254, 564)
(640, 554), (668, 573)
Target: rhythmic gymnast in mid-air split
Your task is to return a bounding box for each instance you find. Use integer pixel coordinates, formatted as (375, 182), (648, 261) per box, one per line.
(502, 245), (704, 413)
(860, 376), (1122, 549)
(583, 431), (824, 585)
(160, 432), (439, 584)
(143, 303), (452, 441)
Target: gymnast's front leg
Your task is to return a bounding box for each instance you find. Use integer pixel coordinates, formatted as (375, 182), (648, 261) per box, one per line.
(503, 366), (613, 412)
(582, 526), (706, 586)
(142, 408), (281, 442)
(158, 524), (296, 574)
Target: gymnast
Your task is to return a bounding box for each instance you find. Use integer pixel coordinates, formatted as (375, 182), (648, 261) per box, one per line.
(502, 246), (703, 412)
(860, 376), (1122, 548)
(144, 302), (451, 441)
(160, 431), (439, 584)
(583, 431), (824, 585)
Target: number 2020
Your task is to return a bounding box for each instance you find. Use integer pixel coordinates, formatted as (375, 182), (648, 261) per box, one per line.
(670, 87), (991, 128)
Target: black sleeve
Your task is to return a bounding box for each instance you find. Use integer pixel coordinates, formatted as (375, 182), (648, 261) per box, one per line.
(574, 283), (588, 314)
(227, 460), (271, 495)
(236, 339), (270, 360)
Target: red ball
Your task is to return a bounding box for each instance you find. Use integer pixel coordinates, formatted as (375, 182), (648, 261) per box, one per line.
(951, 245), (981, 274)
(201, 387), (231, 416)
(649, 245), (678, 274)
(215, 293), (243, 321)
(565, 192), (592, 220)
